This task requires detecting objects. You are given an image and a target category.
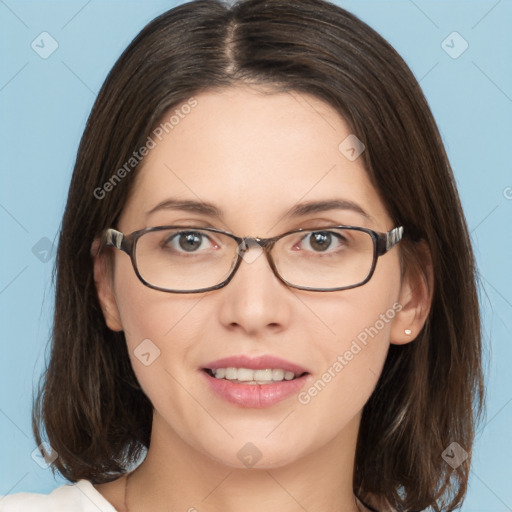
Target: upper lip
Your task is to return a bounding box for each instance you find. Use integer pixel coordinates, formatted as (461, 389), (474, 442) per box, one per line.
(202, 355), (309, 375)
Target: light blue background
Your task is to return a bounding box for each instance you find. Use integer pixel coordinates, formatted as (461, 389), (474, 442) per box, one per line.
(1, 1), (511, 510)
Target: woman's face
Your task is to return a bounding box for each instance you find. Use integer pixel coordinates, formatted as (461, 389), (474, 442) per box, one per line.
(97, 85), (414, 469)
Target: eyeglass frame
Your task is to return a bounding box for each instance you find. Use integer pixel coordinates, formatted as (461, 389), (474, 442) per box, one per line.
(99, 224), (404, 294)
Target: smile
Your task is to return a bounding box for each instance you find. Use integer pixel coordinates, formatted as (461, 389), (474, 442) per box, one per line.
(201, 368), (311, 408)
(205, 367), (306, 383)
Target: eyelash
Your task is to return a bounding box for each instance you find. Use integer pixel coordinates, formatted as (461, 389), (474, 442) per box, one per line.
(161, 229), (350, 255)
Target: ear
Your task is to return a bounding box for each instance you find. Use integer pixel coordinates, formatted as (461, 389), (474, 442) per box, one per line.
(91, 238), (123, 332)
(390, 240), (433, 345)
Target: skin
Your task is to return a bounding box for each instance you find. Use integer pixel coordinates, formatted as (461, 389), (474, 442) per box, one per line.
(92, 85), (432, 512)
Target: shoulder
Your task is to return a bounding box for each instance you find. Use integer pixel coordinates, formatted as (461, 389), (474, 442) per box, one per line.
(0, 480), (118, 512)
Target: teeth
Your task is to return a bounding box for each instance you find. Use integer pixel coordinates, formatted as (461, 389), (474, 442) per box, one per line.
(211, 367), (300, 383)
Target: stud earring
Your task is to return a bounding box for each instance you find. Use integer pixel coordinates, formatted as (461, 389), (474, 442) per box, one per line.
(404, 329), (412, 335)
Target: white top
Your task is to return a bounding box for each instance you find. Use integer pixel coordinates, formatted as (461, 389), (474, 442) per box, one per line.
(0, 480), (117, 512)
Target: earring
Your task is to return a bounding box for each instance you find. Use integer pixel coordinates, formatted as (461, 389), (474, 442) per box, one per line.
(404, 329), (412, 335)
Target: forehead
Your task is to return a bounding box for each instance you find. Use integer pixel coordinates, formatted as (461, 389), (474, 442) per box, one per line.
(119, 85), (391, 233)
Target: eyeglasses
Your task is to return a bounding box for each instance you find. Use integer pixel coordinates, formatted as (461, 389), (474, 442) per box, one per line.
(100, 224), (404, 293)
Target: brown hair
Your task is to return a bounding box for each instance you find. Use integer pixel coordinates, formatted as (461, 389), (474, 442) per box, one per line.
(32, 0), (485, 510)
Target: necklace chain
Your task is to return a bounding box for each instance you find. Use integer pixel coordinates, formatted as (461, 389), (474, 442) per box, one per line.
(123, 471), (364, 512)
(123, 471), (131, 512)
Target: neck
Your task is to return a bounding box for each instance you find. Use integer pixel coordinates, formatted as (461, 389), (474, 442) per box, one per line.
(122, 410), (365, 512)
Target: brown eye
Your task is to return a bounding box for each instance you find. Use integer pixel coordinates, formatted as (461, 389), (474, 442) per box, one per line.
(162, 231), (209, 253)
(302, 231), (347, 253)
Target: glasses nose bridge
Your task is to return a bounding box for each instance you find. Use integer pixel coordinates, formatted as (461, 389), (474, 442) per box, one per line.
(235, 235), (280, 277)
(238, 236), (276, 255)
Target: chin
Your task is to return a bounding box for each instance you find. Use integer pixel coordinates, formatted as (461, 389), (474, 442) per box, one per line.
(200, 436), (311, 471)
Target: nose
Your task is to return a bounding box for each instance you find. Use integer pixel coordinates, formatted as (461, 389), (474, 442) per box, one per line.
(216, 241), (292, 336)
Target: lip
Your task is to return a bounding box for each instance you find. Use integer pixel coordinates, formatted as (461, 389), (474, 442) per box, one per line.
(201, 354), (309, 375)
(200, 354), (311, 408)
(201, 370), (312, 408)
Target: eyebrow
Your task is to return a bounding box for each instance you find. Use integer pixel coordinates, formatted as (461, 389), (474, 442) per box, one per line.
(146, 198), (374, 223)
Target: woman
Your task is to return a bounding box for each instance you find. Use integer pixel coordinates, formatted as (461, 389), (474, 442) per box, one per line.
(1, 0), (484, 510)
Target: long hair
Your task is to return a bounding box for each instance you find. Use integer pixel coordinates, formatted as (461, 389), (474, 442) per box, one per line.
(32, 1), (485, 510)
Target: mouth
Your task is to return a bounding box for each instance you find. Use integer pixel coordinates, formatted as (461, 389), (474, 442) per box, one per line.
(202, 367), (309, 384)
(199, 354), (312, 407)
(200, 365), (312, 408)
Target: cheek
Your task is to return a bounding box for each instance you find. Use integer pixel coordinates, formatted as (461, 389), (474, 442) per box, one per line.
(294, 255), (401, 415)
(111, 258), (202, 390)
(115, 285), (204, 365)
(112, 251), (199, 342)
(303, 256), (401, 357)
(292, 303), (397, 449)
(110, 256), (226, 414)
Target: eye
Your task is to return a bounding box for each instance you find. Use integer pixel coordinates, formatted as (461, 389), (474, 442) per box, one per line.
(300, 230), (348, 253)
(163, 231), (216, 253)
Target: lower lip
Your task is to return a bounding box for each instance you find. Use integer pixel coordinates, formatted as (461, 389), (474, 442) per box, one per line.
(201, 370), (311, 408)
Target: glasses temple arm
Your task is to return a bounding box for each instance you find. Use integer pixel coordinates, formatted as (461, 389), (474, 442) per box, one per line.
(376, 226), (404, 255)
(103, 228), (126, 251)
